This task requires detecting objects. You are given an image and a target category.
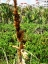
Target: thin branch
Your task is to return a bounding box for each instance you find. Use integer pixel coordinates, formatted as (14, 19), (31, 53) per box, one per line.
(2, 48), (9, 64)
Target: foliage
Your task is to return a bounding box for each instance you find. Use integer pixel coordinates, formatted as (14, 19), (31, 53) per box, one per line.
(20, 6), (48, 24)
(0, 23), (48, 63)
(0, 3), (13, 23)
(0, 23), (16, 60)
(0, 3), (48, 64)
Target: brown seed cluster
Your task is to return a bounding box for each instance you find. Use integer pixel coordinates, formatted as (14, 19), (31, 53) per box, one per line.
(13, 0), (26, 49)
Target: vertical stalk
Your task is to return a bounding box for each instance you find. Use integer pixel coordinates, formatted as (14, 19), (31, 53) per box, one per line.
(13, 0), (24, 64)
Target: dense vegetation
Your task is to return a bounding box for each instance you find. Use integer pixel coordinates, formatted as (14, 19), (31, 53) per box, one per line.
(0, 3), (48, 64)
